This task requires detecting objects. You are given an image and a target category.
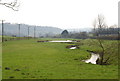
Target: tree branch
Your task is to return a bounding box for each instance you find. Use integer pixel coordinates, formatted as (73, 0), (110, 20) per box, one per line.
(0, 0), (19, 11)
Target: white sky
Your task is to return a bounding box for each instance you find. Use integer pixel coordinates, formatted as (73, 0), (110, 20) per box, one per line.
(0, 0), (119, 29)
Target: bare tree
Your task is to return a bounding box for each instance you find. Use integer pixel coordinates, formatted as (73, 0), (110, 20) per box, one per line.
(93, 19), (97, 30)
(109, 24), (118, 28)
(92, 19), (97, 36)
(0, 0), (19, 11)
(93, 14), (107, 65)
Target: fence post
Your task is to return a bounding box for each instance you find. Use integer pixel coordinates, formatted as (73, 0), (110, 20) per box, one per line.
(18, 24), (20, 40)
(28, 26), (30, 39)
(2, 20), (4, 42)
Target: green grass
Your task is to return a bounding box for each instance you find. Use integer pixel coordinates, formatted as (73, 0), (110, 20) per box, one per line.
(79, 39), (118, 65)
(2, 39), (118, 79)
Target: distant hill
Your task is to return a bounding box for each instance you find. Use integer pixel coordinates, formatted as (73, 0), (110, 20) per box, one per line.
(67, 28), (92, 33)
(0, 23), (63, 37)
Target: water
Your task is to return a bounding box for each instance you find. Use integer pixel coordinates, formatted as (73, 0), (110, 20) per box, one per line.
(84, 53), (100, 64)
(49, 40), (73, 42)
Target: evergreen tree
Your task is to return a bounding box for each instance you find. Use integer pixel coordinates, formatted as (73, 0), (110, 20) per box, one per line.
(61, 30), (69, 38)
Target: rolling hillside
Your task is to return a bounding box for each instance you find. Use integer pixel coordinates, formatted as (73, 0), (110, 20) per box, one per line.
(0, 23), (63, 37)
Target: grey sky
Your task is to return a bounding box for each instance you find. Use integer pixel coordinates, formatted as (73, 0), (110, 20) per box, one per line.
(0, 0), (119, 29)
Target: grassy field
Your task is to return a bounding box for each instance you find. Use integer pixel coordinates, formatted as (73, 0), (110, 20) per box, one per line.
(2, 38), (118, 79)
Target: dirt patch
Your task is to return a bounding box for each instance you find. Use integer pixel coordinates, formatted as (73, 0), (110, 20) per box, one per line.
(66, 45), (79, 49)
(5, 67), (10, 70)
(37, 40), (50, 42)
(9, 76), (14, 78)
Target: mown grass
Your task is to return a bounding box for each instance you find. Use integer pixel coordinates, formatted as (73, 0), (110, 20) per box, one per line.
(2, 38), (118, 79)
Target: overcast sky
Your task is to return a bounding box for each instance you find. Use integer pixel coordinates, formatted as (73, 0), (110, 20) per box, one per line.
(0, 0), (119, 29)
